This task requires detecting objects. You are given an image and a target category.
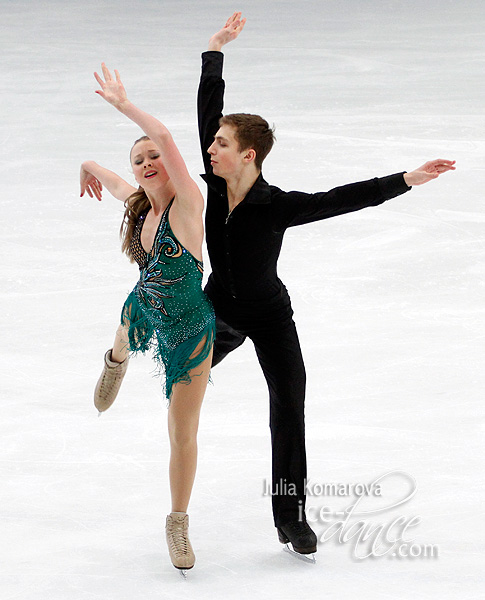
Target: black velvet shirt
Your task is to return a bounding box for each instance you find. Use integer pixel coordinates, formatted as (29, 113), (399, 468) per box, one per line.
(198, 51), (411, 304)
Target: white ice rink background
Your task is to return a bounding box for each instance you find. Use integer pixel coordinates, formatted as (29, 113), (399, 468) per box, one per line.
(1, 1), (484, 598)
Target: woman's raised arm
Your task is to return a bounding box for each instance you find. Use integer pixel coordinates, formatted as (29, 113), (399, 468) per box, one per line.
(94, 64), (203, 215)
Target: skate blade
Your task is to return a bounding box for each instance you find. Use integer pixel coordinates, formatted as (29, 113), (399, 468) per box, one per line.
(177, 567), (194, 579)
(283, 543), (316, 564)
(173, 564), (193, 579)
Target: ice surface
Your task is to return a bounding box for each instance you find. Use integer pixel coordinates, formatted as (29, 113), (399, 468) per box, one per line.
(1, 1), (484, 598)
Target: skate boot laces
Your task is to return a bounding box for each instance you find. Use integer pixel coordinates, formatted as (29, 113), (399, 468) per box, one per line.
(166, 513), (195, 570)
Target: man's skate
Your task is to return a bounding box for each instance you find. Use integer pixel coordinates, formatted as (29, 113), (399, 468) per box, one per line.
(277, 519), (317, 563)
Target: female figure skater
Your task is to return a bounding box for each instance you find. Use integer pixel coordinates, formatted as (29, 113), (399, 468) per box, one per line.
(80, 64), (215, 572)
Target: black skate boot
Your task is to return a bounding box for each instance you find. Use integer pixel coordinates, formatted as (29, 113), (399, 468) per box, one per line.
(277, 519), (317, 554)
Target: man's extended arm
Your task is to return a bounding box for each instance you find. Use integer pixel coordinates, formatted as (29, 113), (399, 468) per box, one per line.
(197, 12), (246, 174)
(273, 173), (411, 230)
(273, 158), (456, 231)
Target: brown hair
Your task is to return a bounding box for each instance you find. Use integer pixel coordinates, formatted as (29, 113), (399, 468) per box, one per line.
(219, 113), (275, 170)
(120, 136), (151, 262)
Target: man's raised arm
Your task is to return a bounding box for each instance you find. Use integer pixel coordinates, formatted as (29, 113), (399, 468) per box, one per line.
(197, 12), (246, 174)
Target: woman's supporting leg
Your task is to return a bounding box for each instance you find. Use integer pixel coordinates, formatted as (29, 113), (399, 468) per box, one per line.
(167, 346), (212, 512)
(165, 342), (212, 570)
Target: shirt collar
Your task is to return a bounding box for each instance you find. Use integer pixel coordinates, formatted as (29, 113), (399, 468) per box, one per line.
(200, 171), (272, 205)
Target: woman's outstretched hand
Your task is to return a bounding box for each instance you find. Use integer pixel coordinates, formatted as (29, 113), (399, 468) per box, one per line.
(80, 164), (103, 201)
(208, 11), (246, 52)
(94, 63), (128, 110)
(404, 159), (456, 186)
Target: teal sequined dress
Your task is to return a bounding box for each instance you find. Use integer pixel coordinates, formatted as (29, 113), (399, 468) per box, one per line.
(121, 200), (215, 401)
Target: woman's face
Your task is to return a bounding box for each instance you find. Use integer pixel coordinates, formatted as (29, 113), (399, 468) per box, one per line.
(130, 139), (168, 187)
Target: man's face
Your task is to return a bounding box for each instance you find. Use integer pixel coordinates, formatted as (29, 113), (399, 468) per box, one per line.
(207, 124), (246, 178)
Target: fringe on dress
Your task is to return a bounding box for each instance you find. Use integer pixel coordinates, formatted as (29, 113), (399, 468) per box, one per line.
(121, 287), (215, 403)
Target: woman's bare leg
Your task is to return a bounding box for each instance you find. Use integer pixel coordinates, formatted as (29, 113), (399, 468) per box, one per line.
(111, 323), (130, 363)
(167, 346), (212, 513)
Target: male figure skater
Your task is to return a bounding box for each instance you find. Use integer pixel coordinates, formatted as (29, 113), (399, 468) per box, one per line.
(198, 13), (455, 555)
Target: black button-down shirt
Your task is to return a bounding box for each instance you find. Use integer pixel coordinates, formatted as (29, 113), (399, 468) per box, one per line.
(198, 51), (411, 304)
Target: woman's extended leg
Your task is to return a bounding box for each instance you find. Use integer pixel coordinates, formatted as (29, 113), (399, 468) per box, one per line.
(94, 324), (131, 413)
(111, 323), (131, 363)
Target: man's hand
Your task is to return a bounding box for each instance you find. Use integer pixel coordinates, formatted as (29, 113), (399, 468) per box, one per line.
(404, 159), (456, 186)
(208, 11), (246, 52)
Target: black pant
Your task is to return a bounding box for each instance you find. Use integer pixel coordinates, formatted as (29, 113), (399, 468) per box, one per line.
(208, 288), (307, 528)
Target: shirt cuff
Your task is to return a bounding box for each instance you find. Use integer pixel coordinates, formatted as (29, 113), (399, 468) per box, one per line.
(378, 172), (412, 200)
(201, 51), (224, 77)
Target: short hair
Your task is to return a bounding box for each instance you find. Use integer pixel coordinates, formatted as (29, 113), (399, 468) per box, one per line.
(219, 113), (275, 170)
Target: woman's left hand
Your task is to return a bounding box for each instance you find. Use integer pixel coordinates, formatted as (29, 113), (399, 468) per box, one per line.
(94, 63), (128, 110)
(404, 159), (456, 186)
